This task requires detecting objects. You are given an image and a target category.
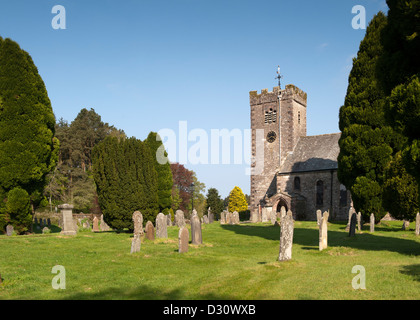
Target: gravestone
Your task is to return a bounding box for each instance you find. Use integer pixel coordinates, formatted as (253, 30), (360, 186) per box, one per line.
(278, 210), (294, 261)
(357, 212), (362, 232)
(145, 221), (155, 241)
(191, 212), (202, 245)
(130, 211), (143, 253)
(270, 210), (277, 225)
(280, 206), (286, 220)
(100, 214), (111, 231)
(346, 207), (356, 232)
(178, 227), (189, 253)
(6, 225), (13, 236)
(92, 216), (100, 232)
(316, 210), (322, 226)
(203, 215), (209, 224)
(226, 211), (232, 224)
(232, 211), (240, 225)
(349, 212), (357, 237)
(208, 208), (214, 224)
(319, 211), (329, 251)
(59, 204), (77, 236)
(402, 220), (410, 231)
(416, 212), (420, 236)
(220, 211), (226, 224)
(42, 227), (50, 234)
(175, 210), (186, 228)
(166, 214), (172, 227)
(156, 213), (168, 238)
(370, 214), (375, 233)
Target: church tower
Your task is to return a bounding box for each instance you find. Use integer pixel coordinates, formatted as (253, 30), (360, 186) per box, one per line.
(249, 83), (307, 221)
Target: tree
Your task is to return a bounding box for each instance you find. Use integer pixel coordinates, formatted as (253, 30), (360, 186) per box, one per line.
(0, 37), (58, 219)
(170, 163), (194, 211)
(206, 188), (224, 217)
(378, 0), (420, 209)
(5, 187), (32, 234)
(92, 136), (159, 230)
(144, 132), (173, 212)
(228, 186), (248, 213)
(338, 12), (393, 222)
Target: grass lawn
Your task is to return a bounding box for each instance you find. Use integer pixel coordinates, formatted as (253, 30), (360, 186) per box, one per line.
(0, 220), (419, 300)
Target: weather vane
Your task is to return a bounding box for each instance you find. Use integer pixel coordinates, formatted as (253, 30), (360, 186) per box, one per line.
(275, 65), (283, 89)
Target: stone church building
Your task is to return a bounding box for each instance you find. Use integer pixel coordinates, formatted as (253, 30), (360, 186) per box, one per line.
(249, 84), (351, 222)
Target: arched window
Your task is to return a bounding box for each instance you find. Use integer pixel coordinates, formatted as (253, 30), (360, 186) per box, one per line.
(316, 180), (324, 206)
(294, 176), (301, 191)
(340, 184), (347, 207)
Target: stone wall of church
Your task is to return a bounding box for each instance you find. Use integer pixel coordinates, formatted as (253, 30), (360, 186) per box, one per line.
(277, 170), (350, 221)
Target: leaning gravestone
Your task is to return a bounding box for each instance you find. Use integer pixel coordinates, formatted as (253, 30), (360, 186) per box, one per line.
(175, 210), (186, 228)
(130, 211), (143, 253)
(59, 204), (77, 236)
(319, 211), (329, 251)
(156, 213), (168, 238)
(191, 212), (202, 245)
(6, 225), (13, 236)
(370, 214), (375, 233)
(349, 212), (357, 237)
(145, 221), (155, 241)
(278, 210), (294, 261)
(416, 212), (420, 236)
(92, 216), (100, 232)
(178, 227), (189, 253)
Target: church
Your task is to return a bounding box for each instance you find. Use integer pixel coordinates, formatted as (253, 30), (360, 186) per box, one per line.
(249, 83), (351, 222)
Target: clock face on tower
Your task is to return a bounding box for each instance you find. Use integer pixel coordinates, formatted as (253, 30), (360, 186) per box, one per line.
(267, 131), (277, 143)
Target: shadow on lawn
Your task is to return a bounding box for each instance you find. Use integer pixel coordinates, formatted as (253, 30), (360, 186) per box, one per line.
(221, 223), (420, 256)
(64, 284), (235, 300)
(400, 264), (420, 282)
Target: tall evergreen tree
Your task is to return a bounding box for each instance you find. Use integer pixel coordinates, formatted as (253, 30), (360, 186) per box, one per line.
(338, 13), (393, 222)
(0, 37), (58, 231)
(228, 186), (248, 213)
(92, 136), (158, 230)
(144, 132), (173, 213)
(206, 188), (224, 216)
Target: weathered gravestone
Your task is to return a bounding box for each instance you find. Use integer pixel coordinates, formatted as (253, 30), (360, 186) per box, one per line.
(178, 227), (189, 253)
(92, 216), (100, 232)
(416, 212), (420, 236)
(220, 211), (226, 224)
(130, 211), (143, 253)
(319, 211), (329, 251)
(208, 208), (214, 224)
(191, 212), (202, 245)
(175, 210), (186, 228)
(145, 221), (155, 241)
(42, 227), (50, 234)
(226, 211), (233, 225)
(166, 214), (172, 227)
(59, 204), (77, 236)
(232, 211), (240, 225)
(370, 214), (375, 233)
(100, 214), (111, 231)
(402, 220), (410, 231)
(6, 225), (13, 236)
(346, 207), (356, 232)
(316, 210), (322, 226)
(203, 215), (209, 224)
(278, 210), (294, 261)
(156, 213), (168, 238)
(349, 212), (357, 237)
(357, 212), (362, 232)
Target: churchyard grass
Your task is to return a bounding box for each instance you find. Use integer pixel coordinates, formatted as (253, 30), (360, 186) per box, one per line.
(0, 220), (419, 299)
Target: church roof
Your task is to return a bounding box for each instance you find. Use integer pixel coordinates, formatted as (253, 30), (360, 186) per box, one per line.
(279, 133), (341, 173)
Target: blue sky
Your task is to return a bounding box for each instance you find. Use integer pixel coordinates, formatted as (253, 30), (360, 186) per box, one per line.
(0, 0), (388, 198)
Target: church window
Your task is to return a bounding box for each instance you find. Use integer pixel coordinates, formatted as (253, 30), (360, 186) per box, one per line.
(264, 108), (277, 124)
(340, 184), (347, 207)
(294, 177), (300, 190)
(316, 180), (324, 206)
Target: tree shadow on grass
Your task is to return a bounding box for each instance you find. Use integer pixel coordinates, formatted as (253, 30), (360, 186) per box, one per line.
(400, 264), (420, 282)
(63, 284), (236, 300)
(221, 223), (420, 256)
